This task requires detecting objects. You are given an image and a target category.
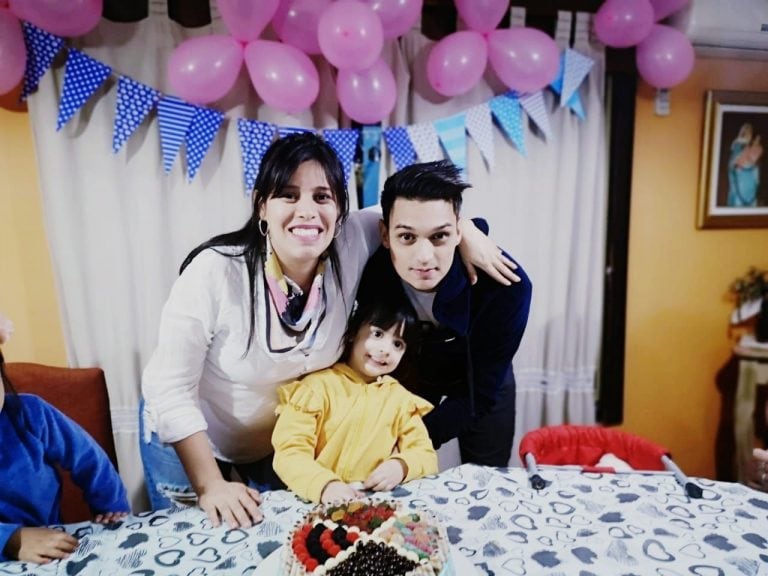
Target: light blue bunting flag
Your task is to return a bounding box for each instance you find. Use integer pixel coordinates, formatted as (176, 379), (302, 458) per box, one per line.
(562, 48), (594, 107)
(21, 23), (64, 101)
(434, 113), (467, 173)
(407, 122), (442, 163)
(550, 53), (585, 118)
(237, 119), (276, 195)
(382, 126), (416, 171)
(56, 49), (112, 131)
(361, 125), (382, 208)
(490, 92), (526, 157)
(157, 96), (196, 173)
(113, 76), (160, 153)
(323, 128), (359, 184)
(185, 106), (224, 181)
(279, 126), (315, 138)
(465, 103), (494, 170)
(520, 91), (552, 141)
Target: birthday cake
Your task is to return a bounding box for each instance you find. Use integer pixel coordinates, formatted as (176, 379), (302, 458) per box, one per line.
(279, 500), (454, 576)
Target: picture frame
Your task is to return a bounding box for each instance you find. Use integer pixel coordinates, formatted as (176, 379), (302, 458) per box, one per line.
(697, 90), (768, 229)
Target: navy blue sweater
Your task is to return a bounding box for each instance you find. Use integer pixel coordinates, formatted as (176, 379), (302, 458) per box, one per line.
(357, 244), (532, 447)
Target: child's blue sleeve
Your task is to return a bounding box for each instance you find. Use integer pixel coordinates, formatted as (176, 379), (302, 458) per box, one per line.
(0, 522), (22, 561)
(34, 398), (130, 515)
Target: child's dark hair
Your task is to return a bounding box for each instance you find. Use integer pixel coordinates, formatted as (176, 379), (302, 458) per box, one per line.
(341, 301), (420, 376)
(0, 348), (24, 429)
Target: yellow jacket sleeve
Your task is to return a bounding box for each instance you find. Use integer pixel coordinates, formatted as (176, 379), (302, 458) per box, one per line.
(392, 392), (438, 482)
(272, 381), (340, 503)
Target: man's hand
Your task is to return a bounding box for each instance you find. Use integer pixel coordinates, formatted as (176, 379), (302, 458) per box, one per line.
(458, 219), (520, 285)
(363, 459), (406, 492)
(197, 478), (263, 529)
(320, 481), (364, 504)
(5, 527), (78, 564)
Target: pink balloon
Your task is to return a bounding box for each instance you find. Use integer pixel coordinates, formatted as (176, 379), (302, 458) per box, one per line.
(359, 0), (423, 40)
(216, 0), (279, 42)
(636, 24), (694, 89)
(318, 1), (384, 71)
(487, 27), (559, 94)
(244, 39), (319, 113)
(426, 31), (488, 97)
(168, 36), (243, 105)
(0, 9), (25, 95)
(337, 58), (396, 124)
(649, 0), (689, 21)
(272, 0), (331, 55)
(454, 0), (508, 33)
(594, 0), (654, 48)
(8, 0), (102, 37)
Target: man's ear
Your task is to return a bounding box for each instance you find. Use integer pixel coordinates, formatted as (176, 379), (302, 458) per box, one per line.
(379, 220), (390, 249)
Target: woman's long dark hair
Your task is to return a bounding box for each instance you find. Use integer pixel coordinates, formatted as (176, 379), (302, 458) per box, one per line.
(0, 349), (25, 430)
(180, 133), (350, 352)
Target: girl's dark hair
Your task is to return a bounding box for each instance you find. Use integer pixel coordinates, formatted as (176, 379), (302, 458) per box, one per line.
(180, 133), (350, 351)
(341, 301), (420, 378)
(0, 349), (24, 430)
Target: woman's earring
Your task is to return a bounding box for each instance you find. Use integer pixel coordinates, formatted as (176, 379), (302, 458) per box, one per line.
(258, 219), (269, 236)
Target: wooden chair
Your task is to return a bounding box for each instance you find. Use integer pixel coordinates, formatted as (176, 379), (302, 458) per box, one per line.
(5, 362), (119, 523)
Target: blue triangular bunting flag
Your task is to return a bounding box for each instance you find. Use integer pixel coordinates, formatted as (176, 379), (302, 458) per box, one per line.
(186, 107), (224, 181)
(279, 126), (315, 138)
(157, 96), (196, 173)
(490, 92), (526, 156)
(520, 92), (552, 141)
(465, 103), (495, 170)
(382, 127), (416, 171)
(550, 54), (585, 117)
(562, 48), (594, 107)
(323, 128), (359, 184)
(56, 49), (112, 131)
(21, 23), (64, 100)
(434, 113), (467, 173)
(237, 119), (276, 195)
(113, 76), (160, 153)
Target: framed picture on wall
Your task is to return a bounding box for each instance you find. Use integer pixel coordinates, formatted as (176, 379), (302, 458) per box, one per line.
(698, 90), (768, 229)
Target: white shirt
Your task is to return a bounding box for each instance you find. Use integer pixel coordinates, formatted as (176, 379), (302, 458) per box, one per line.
(141, 211), (381, 462)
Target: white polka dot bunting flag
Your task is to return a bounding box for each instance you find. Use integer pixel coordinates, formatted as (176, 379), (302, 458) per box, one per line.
(157, 96), (196, 173)
(323, 128), (359, 185)
(382, 126), (416, 171)
(56, 49), (112, 131)
(112, 76), (160, 154)
(562, 48), (594, 110)
(465, 103), (495, 170)
(490, 92), (525, 157)
(21, 23), (63, 101)
(185, 106), (224, 181)
(406, 122), (442, 163)
(237, 119), (276, 196)
(520, 92), (552, 142)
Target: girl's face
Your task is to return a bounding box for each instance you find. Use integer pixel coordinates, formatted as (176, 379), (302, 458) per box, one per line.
(259, 160), (339, 283)
(347, 322), (407, 382)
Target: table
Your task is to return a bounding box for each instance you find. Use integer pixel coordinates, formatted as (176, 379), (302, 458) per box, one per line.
(4, 464), (768, 575)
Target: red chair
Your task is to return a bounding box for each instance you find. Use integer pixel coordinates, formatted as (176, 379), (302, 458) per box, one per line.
(6, 362), (119, 523)
(519, 425), (702, 498)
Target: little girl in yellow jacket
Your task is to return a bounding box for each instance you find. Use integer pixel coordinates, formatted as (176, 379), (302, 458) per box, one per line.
(272, 302), (437, 504)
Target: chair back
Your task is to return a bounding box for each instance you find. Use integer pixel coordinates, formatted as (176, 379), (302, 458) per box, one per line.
(519, 425), (669, 472)
(5, 362), (118, 523)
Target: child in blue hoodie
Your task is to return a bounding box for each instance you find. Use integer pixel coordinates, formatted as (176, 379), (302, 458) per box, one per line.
(0, 314), (129, 564)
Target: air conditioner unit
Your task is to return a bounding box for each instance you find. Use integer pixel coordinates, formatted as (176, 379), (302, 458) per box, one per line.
(669, 0), (768, 60)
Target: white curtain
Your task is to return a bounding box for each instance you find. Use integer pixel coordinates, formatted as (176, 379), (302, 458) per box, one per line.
(26, 3), (605, 511)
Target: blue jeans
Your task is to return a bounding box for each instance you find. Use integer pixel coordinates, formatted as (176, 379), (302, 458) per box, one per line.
(138, 399), (284, 510)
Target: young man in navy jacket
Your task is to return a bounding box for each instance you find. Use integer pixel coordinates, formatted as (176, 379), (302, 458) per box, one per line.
(356, 161), (532, 466)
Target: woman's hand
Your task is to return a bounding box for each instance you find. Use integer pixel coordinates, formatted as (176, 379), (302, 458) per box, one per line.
(458, 219), (520, 285)
(6, 527), (78, 564)
(93, 511), (129, 524)
(363, 459), (406, 492)
(197, 478), (263, 529)
(320, 481), (363, 504)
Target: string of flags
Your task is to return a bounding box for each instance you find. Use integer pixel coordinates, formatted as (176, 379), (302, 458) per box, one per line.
(20, 22), (595, 201)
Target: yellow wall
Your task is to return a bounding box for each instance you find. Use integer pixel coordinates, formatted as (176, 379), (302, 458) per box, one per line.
(0, 106), (67, 365)
(2, 56), (767, 480)
(622, 58), (768, 478)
